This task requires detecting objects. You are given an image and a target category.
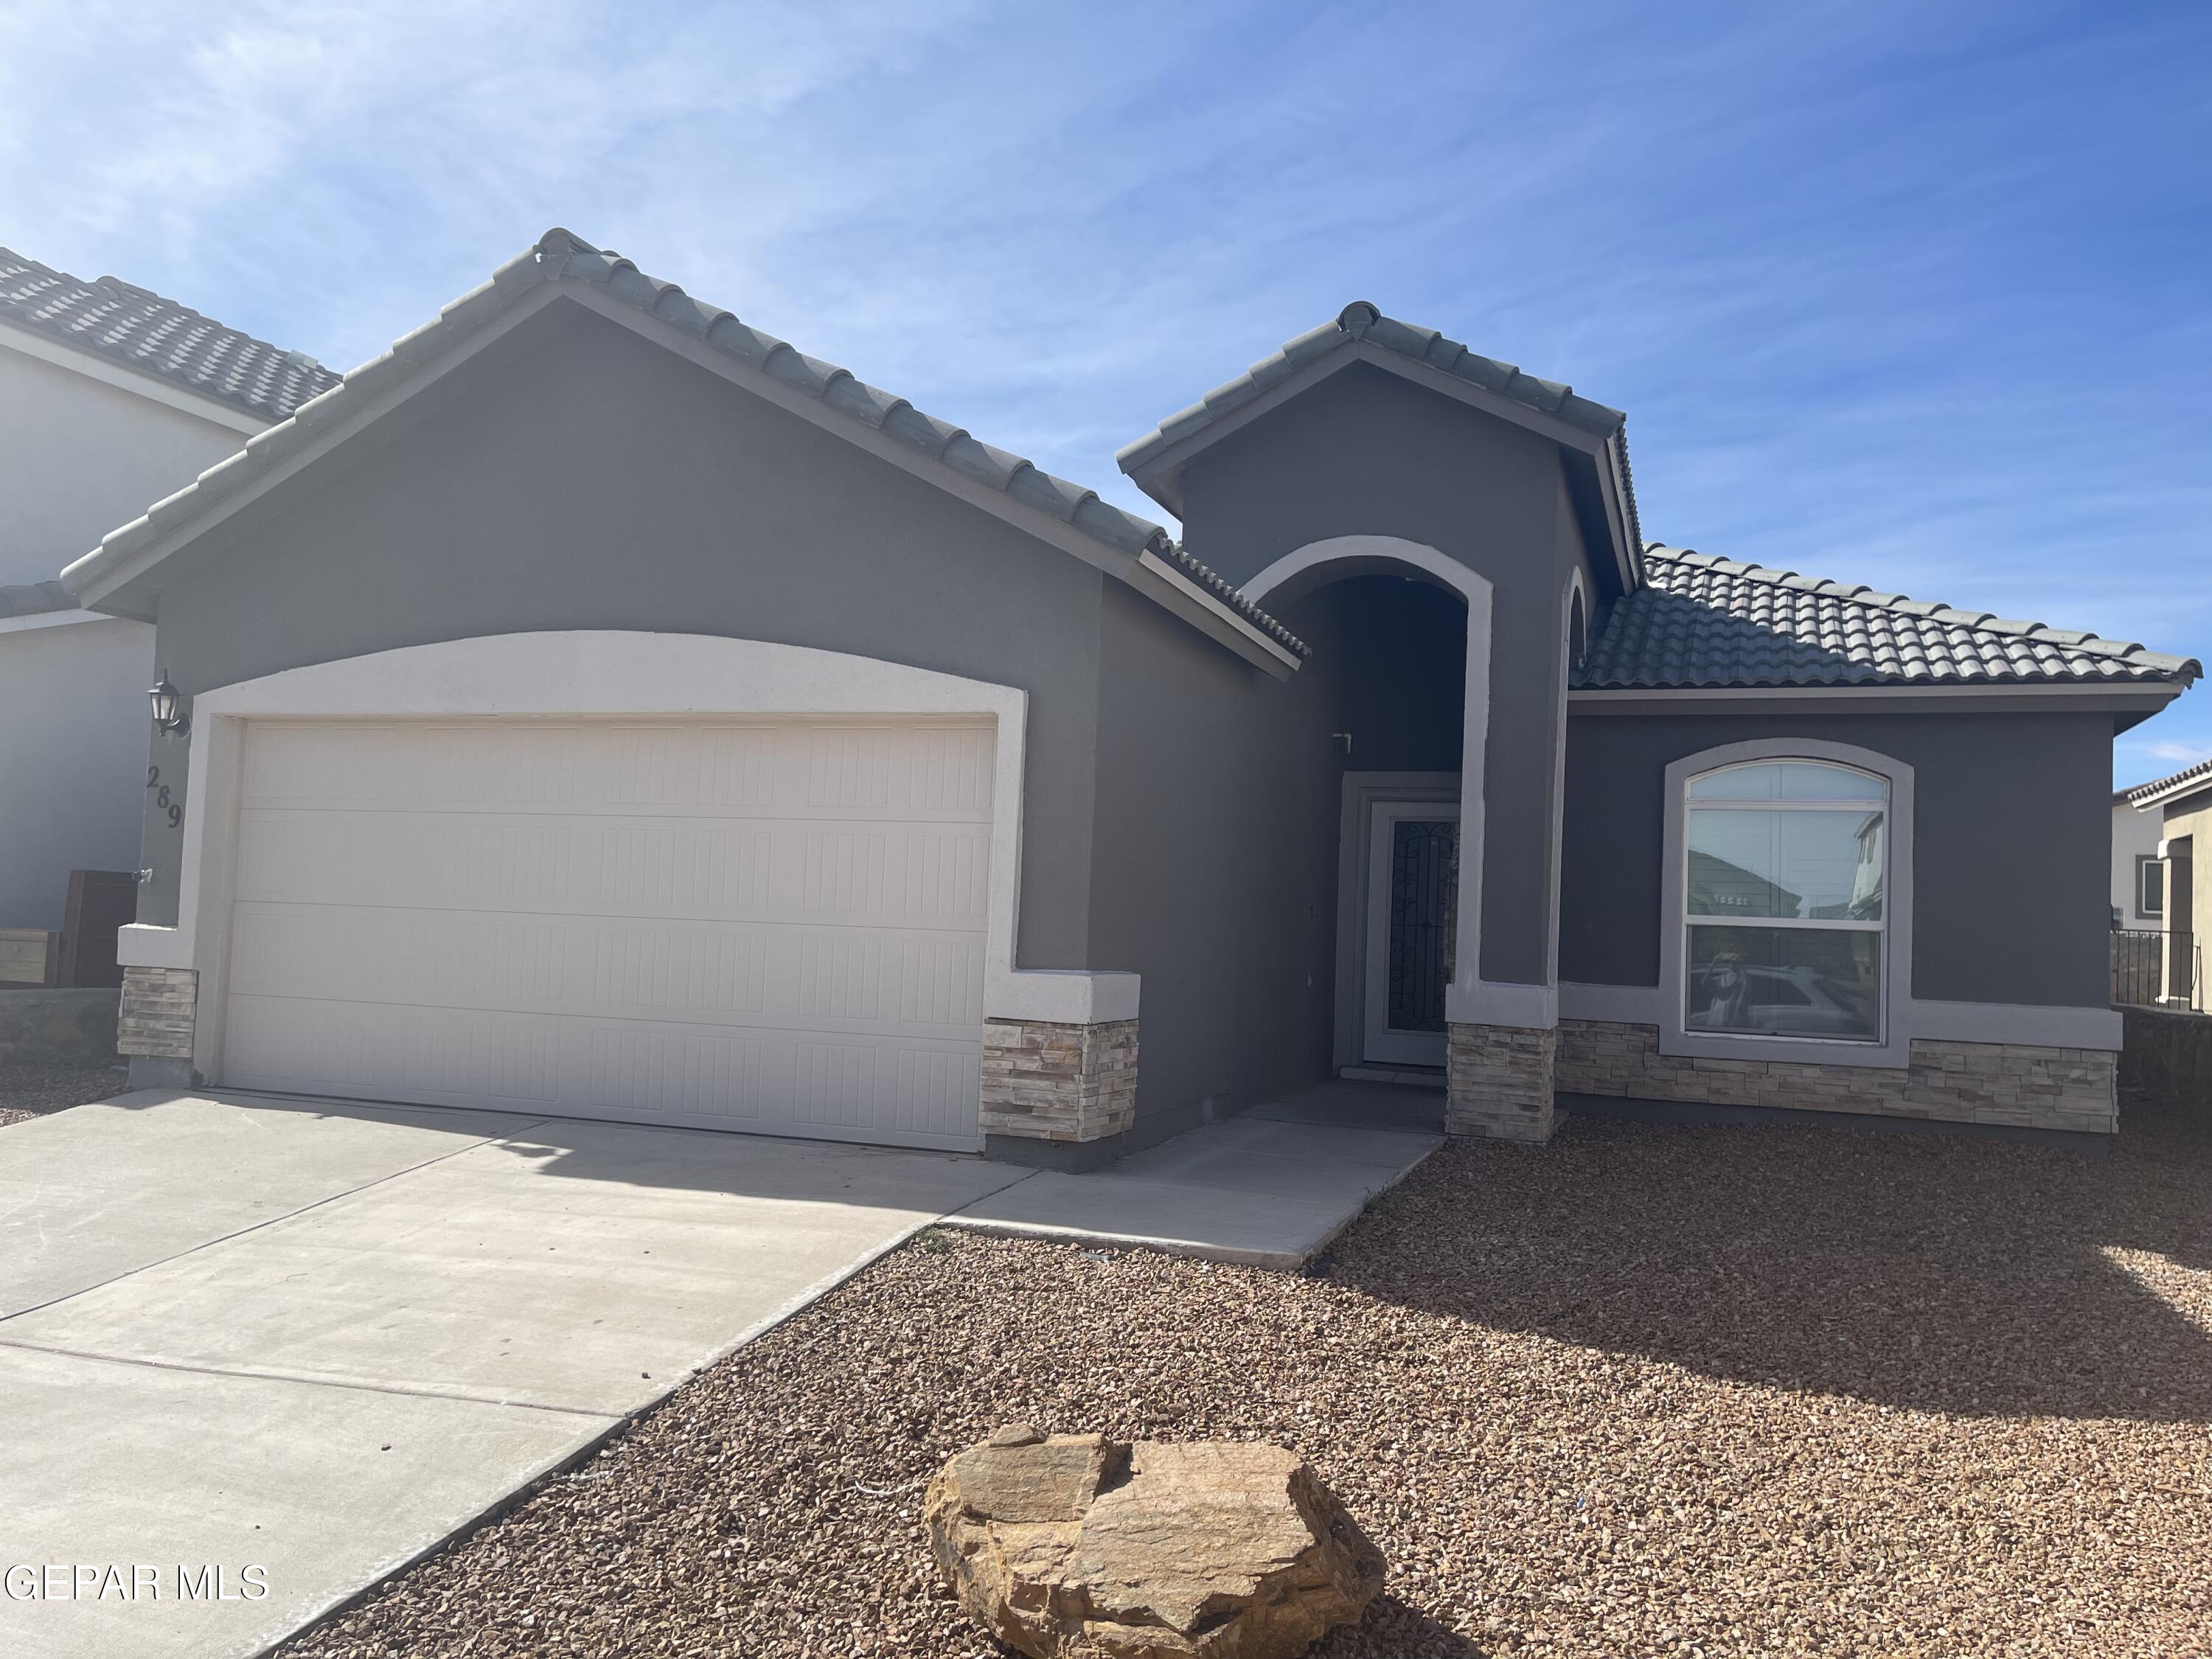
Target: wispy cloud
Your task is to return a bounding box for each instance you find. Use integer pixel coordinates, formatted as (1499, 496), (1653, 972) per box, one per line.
(3, 0), (2206, 778)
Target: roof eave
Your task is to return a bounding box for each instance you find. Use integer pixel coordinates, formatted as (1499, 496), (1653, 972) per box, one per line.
(2126, 765), (2212, 810)
(59, 238), (1306, 676)
(1571, 680), (2189, 719)
(0, 316), (268, 436)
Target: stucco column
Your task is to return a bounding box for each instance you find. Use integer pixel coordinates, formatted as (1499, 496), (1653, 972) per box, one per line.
(2163, 840), (2194, 1008)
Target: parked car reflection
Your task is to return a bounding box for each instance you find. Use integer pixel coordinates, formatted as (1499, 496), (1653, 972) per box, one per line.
(1688, 961), (1875, 1038)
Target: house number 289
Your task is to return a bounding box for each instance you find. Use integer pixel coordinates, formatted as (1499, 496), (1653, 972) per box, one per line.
(147, 766), (184, 829)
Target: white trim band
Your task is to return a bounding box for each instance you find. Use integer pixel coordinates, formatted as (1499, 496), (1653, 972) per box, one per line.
(1448, 981), (1558, 1031)
(0, 607), (116, 636)
(989, 970), (1141, 1026)
(1558, 983), (2123, 1054)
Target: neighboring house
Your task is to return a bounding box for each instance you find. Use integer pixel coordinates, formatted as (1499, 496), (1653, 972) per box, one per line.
(2112, 790), (2165, 928)
(65, 229), (2199, 1157)
(2121, 760), (2212, 1011)
(0, 248), (338, 931)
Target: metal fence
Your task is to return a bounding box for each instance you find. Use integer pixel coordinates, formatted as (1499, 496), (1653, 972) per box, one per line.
(2112, 928), (2194, 1008)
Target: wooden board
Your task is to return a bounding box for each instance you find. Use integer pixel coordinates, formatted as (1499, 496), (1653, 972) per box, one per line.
(0, 928), (61, 987)
(58, 869), (136, 989)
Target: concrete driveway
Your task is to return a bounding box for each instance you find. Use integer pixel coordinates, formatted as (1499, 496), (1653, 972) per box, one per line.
(0, 1090), (1024, 1659)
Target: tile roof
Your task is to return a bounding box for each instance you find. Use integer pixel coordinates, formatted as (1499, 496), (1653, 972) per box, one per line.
(0, 580), (78, 619)
(2124, 757), (2212, 808)
(1119, 301), (1644, 555)
(1, 246), (341, 422)
(62, 229), (1307, 659)
(1577, 545), (2201, 691)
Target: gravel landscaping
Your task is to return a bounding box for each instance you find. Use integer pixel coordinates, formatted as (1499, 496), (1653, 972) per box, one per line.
(281, 1093), (2211, 1659)
(0, 1059), (127, 1127)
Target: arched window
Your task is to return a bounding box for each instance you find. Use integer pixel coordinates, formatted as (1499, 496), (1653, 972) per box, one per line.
(1682, 759), (1888, 1042)
(1568, 588), (1587, 669)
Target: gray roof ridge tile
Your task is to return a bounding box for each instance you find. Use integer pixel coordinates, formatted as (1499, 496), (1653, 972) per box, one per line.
(58, 229), (1309, 659)
(1638, 543), (2197, 678)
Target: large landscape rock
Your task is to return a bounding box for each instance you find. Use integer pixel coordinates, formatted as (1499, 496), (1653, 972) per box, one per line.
(924, 1425), (1385, 1659)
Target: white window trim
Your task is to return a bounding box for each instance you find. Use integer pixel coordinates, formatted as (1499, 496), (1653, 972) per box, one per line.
(117, 630), (1138, 1086)
(1659, 738), (1915, 1068)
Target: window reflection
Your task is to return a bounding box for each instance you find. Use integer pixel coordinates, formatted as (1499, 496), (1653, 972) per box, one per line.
(1683, 760), (1887, 1043)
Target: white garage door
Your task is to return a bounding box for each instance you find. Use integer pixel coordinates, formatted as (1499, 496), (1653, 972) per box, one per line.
(218, 717), (993, 1150)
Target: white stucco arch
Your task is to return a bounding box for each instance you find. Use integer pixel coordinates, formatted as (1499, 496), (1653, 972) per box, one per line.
(1545, 564), (1593, 988)
(119, 630), (1137, 1082)
(1245, 536), (1548, 1031)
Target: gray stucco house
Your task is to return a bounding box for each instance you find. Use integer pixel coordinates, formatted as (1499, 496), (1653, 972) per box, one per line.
(63, 230), (2198, 1158)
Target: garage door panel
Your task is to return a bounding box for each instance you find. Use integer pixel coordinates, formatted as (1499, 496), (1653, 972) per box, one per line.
(234, 811), (987, 932)
(223, 995), (981, 1148)
(243, 721), (993, 821)
(791, 1040), (979, 1137)
(229, 904), (982, 1037)
(221, 718), (992, 1150)
(234, 813), (773, 920)
(225, 995), (568, 1109)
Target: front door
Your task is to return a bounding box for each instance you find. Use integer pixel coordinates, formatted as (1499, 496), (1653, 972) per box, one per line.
(1363, 799), (1461, 1066)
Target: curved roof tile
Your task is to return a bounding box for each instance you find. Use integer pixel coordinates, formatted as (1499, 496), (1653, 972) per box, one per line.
(0, 247), (338, 422)
(2125, 756), (2212, 808)
(1578, 545), (2199, 690)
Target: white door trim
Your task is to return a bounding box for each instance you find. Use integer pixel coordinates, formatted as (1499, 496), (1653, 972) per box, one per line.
(119, 630), (1137, 1089)
(1333, 771), (1458, 1070)
(1363, 796), (1463, 1066)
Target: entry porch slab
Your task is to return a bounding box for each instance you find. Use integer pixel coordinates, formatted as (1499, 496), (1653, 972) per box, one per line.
(945, 1082), (1444, 1269)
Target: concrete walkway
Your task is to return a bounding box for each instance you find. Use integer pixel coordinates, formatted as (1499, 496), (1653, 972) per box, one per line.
(0, 1091), (1024, 1659)
(946, 1082), (1444, 1268)
(0, 1080), (1438, 1658)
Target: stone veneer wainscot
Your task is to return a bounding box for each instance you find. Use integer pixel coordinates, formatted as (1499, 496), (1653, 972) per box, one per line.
(118, 965), (197, 1060)
(979, 1018), (1139, 1143)
(1556, 1018), (2117, 1135)
(1447, 1022), (1558, 1143)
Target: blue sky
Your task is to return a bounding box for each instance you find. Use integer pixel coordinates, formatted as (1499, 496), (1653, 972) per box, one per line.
(3, 0), (2205, 785)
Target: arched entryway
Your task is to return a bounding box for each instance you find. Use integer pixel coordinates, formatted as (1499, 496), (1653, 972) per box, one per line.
(1242, 537), (1494, 1075)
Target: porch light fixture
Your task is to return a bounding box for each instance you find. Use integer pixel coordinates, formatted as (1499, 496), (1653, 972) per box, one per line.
(148, 672), (190, 737)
